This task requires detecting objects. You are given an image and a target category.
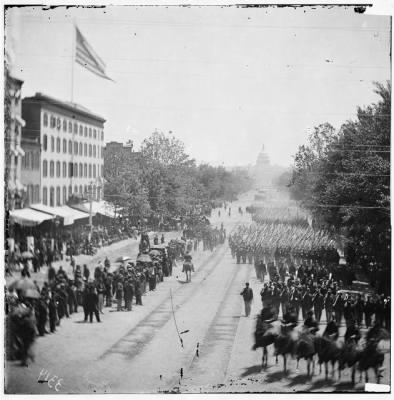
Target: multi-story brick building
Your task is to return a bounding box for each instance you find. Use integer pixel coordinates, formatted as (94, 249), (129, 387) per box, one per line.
(22, 92), (106, 208)
(5, 73), (26, 210)
(20, 136), (41, 206)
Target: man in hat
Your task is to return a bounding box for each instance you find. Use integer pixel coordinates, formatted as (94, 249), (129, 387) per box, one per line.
(124, 279), (134, 311)
(344, 319), (361, 344)
(86, 285), (101, 323)
(313, 287), (324, 323)
(240, 282), (253, 317)
(304, 310), (319, 334)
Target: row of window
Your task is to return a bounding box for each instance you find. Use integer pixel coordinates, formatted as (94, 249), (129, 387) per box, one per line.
(25, 184), (40, 205)
(42, 112), (104, 141)
(42, 135), (104, 158)
(22, 151), (40, 170)
(42, 160), (103, 179)
(42, 185), (101, 207)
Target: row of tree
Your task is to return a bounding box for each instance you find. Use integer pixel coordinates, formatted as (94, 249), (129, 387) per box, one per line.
(288, 82), (390, 268)
(104, 131), (253, 221)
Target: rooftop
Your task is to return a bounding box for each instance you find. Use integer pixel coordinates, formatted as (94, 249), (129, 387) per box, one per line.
(23, 92), (106, 123)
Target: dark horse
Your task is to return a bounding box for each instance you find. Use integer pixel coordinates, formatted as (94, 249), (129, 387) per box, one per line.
(274, 323), (297, 374)
(253, 314), (278, 368)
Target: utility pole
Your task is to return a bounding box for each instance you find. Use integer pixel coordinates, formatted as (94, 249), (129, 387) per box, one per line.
(86, 181), (94, 241)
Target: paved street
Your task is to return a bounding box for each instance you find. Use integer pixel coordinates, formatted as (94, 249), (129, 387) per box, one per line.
(5, 192), (390, 393)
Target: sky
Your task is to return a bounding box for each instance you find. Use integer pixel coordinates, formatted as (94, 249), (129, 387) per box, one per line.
(5, 5), (391, 167)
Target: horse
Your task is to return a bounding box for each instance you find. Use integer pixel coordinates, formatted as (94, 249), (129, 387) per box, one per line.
(274, 323), (298, 374)
(314, 334), (342, 380)
(356, 326), (389, 384)
(253, 316), (278, 368)
(337, 336), (361, 384)
(182, 261), (194, 282)
(294, 328), (316, 378)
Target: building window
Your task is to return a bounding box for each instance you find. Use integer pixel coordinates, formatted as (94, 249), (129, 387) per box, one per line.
(79, 143), (82, 155)
(34, 185), (40, 203)
(50, 136), (55, 152)
(68, 121), (72, 133)
(43, 160), (48, 177)
(57, 118), (61, 130)
(74, 122), (78, 134)
(74, 163), (78, 177)
(84, 143), (87, 156)
(43, 187), (48, 205)
(93, 145), (96, 158)
(101, 147), (104, 158)
(101, 165), (103, 177)
(56, 161), (60, 177)
(68, 185), (72, 198)
(79, 163), (83, 177)
(56, 187), (61, 206)
(63, 120), (67, 132)
(56, 138), (61, 153)
(25, 152), (30, 169)
(74, 141), (78, 155)
(50, 187), (55, 207)
(93, 129), (96, 139)
(84, 163), (87, 177)
(43, 113), (48, 127)
(89, 144), (92, 157)
(93, 164), (96, 178)
(68, 140), (72, 154)
(79, 185), (83, 194)
(43, 134), (48, 151)
(63, 161), (67, 177)
(50, 161), (54, 177)
(84, 185), (87, 194)
(50, 116), (56, 128)
(89, 164), (92, 178)
(74, 185), (78, 194)
(63, 186), (67, 204)
(84, 127), (87, 137)
(79, 126), (83, 136)
(89, 128), (92, 138)
(63, 139), (67, 153)
(101, 131), (104, 141)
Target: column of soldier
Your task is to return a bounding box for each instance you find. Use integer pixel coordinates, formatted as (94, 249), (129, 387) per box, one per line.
(228, 220), (390, 331)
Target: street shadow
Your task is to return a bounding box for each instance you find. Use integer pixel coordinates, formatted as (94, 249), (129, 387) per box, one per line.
(265, 370), (287, 383)
(177, 280), (190, 284)
(240, 364), (263, 378)
(333, 381), (359, 392)
(286, 374), (311, 386)
(309, 377), (335, 390)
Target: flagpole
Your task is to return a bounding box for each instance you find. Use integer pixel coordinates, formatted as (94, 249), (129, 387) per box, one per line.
(71, 20), (76, 103)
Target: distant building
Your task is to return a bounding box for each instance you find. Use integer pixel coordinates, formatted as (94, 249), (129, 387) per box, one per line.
(253, 145), (287, 188)
(20, 137), (41, 205)
(104, 140), (143, 178)
(5, 73), (26, 210)
(22, 92), (106, 207)
(254, 145), (273, 187)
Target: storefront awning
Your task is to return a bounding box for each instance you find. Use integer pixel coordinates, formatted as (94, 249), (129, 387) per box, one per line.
(9, 208), (55, 227)
(71, 200), (116, 218)
(30, 204), (90, 226)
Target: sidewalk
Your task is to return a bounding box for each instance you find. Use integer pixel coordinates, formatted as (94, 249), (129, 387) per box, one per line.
(6, 231), (182, 289)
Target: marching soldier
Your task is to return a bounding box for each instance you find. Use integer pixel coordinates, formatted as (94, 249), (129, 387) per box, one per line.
(313, 287), (324, 323)
(333, 292), (344, 325)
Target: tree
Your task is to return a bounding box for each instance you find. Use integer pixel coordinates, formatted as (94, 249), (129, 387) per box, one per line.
(289, 82), (390, 267)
